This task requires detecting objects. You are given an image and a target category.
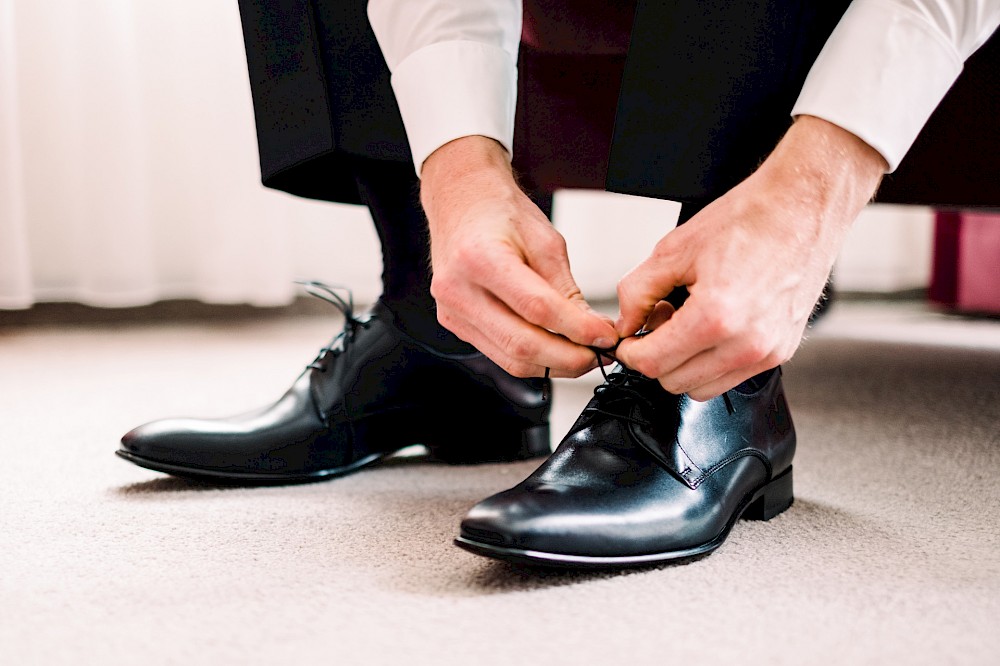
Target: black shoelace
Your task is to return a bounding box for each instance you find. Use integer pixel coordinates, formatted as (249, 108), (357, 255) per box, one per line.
(296, 281), (371, 373)
(583, 338), (735, 422)
(581, 344), (659, 428)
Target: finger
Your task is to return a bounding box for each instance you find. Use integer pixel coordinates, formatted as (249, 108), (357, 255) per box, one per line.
(436, 307), (548, 378)
(527, 241), (617, 329)
(615, 250), (690, 338)
(441, 288), (602, 376)
(685, 358), (782, 402)
(614, 300), (721, 379)
(628, 324), (784, 397)
(482, 252), (617, 348)
(462, 327), (595, 379)
(683, 336), (799, 400)
(455, 311), (601, 378)
(643, 301), (676, 332)
(648, 343), (768, 397)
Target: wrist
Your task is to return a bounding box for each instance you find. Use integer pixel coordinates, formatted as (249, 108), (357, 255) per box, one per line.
(756, 115), (886, 234)
(420, 135), (519, 225)
(421, 135), (513, 188)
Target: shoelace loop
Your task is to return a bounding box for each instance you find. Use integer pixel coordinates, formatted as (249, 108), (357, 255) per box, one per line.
(583, 343), (658, 428)
(584, 338), (735, 424)
(296, 281), (371, 372)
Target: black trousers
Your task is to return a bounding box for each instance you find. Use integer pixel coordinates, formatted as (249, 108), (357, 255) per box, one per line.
(237, 0), (1000, 209)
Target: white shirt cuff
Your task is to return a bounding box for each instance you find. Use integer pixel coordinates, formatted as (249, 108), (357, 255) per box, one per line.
(390, 40), (517, 176)
(791, 0), (964, 172)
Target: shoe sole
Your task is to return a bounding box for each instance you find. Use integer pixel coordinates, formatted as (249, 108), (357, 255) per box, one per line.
(454, 465), (794, 569)
(115, 449), (388, 485)
(115, 426), (551, 485)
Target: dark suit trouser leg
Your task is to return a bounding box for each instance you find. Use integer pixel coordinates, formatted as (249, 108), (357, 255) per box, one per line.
(608, 0), (852, 205)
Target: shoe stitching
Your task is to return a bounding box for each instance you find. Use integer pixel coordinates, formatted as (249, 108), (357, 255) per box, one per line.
(673, 439), (706, 482)
(582, 345), (773, 489)
(686, 448), (773, 489)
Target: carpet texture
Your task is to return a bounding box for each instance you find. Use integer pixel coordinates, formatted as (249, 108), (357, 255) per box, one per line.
(1, 303), (998, 665)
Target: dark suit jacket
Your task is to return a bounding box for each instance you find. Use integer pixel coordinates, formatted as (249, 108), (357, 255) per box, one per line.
(237, 0), (999, 208)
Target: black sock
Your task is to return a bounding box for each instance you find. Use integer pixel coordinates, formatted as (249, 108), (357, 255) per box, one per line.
(352, 158), (474, 354)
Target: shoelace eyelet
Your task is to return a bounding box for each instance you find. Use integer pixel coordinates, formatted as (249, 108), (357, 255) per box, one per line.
(295, 280), (369, 374)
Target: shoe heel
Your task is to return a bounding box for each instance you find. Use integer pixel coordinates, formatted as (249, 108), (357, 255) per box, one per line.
(743, 466), (794, 521)
(427, 422), (551, 465)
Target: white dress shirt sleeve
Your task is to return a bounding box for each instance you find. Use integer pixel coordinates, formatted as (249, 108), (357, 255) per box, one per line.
(793, 0), (1000, 172)
(370, 0), (999, 178)
(367, 0), (522, 176)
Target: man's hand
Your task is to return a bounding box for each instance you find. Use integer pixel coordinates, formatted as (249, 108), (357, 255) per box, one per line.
(421, 136), (618, 378)
(615, 116), (887, 400)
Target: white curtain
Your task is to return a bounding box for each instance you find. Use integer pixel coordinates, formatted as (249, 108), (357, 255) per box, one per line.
(0, 0), (382, 310)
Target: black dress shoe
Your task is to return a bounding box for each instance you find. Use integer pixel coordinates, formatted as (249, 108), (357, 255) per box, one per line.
(118, 284), (551, 483)
(455, 364), (795, 568)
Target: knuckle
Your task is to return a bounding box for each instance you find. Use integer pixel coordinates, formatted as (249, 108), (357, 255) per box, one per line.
(430, 276), (456, 305)
(454, 239), (485, 270)
(504, 332), (538, 360)
(741, 322), (780, 363)
(518, 294), (553, 324)
(659, 376), (686, 395)
(688, 388), (711, 402)
(702, 312), (737, 340)
(436, 308), (457, 330)
(548, 232), (568, 255)
(741, 337), (771, 365)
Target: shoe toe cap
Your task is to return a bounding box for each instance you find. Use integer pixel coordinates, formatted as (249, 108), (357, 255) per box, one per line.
(460, 474), (724, 558)
(118, 418), (233, 464)
(460, 483), (599, 553)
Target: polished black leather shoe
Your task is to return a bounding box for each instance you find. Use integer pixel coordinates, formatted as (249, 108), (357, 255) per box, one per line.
(455, 364), (795, 568)
(118, 284), (551, 483)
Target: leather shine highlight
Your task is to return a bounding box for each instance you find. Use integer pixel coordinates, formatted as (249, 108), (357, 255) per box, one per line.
(458, 367), (795, 564)
(118, 301), (551, 481)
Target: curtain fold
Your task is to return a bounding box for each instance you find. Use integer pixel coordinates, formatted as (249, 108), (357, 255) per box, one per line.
(0, 0), (31, 308)
(0, 0), (369, 310)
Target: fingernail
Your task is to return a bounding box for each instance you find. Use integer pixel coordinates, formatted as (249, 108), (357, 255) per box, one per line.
(593, 337), (615, 349)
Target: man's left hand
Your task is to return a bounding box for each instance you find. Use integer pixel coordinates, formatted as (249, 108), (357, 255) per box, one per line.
(615, 116), (887, 401)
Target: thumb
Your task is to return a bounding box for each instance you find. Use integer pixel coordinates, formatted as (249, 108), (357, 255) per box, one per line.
(615, 255), (688, 337)
(644, 300), (676, 331)
(531, 242), (618, 341)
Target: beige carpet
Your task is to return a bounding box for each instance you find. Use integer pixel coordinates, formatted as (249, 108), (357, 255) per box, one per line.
(2, 302), (998, 665)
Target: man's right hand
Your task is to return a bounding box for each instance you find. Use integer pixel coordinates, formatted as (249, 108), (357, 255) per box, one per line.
(420, 136), (618, 378)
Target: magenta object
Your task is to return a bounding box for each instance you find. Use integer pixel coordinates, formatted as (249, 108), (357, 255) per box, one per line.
(931, 211), (1000, 315)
